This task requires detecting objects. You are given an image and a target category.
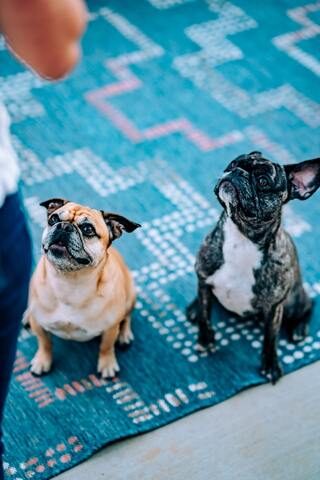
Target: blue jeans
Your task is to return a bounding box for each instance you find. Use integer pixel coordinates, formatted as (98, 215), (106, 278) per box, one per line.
(0, 192), (32, 479)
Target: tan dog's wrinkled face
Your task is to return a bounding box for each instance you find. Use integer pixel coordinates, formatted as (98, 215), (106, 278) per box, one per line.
(41, 199), (140, 272)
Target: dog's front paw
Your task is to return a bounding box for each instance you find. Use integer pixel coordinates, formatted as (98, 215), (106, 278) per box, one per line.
(260, 356), (283, 385)
(198, 326), (215, 350)
(97, 354), (120, 379)
(30, 350), (52, 376)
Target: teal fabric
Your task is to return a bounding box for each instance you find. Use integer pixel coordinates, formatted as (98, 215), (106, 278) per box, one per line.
(2, 0), (320, 478)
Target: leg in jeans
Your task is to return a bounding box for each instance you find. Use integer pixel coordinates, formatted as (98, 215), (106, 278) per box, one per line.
(0, 192), (32, 479)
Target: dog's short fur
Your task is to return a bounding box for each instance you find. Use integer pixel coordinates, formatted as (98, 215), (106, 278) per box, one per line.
(187, 152), (320, 383)
(25, 199), (140, 378)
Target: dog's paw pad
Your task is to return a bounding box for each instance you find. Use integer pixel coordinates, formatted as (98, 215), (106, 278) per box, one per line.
(30, 353), (52, 376)
(97, 356), (120, 379)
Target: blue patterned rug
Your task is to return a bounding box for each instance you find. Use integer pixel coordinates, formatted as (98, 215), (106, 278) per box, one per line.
(2, 0), (320, 478)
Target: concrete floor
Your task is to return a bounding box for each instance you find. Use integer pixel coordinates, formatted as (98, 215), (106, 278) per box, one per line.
(55, 362), (320, 480)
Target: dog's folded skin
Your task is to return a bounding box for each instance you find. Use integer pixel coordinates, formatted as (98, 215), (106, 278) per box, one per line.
(187, 152), (320, 384)
(26, 199), (140, 379)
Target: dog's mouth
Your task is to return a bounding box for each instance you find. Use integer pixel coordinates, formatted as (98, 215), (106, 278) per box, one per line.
(219, 180), (237, 200)
(45, 239), (91, 266)
(215, 179), (238, 210)
(216, 180), (258, 221)
(48, 240), (68, 257)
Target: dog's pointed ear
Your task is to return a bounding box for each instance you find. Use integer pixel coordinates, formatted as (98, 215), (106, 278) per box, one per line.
(40, 198), (69, 215)
(101, 212), (141, 242)
(284, 158), (320, 200)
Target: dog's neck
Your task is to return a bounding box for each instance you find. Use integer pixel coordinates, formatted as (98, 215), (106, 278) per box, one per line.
(222, 211), (283, 249)
(44, 252), (113, 297)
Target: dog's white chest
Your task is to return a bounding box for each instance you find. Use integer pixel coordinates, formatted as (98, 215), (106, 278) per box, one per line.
(206, 217), (262, 316)
(44, 318), (96, 342)
(33, 285), (118, 342)
(38, 304), (109, 341)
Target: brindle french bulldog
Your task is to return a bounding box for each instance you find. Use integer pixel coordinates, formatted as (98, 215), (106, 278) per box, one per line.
(187, 151), (320, 383)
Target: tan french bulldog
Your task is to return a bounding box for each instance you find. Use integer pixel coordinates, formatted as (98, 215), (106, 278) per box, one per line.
(25, 198), (140, 378)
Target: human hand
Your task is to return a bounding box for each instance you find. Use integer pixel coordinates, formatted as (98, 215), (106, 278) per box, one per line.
(0, 0), (88, 80)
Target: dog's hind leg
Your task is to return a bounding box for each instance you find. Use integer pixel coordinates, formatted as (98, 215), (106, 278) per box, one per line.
(284, 287), (313, 343)
(22, 306), (31, 328)
(288, 302), (313, 343)
(118, 315), (134, 346)
(186, 297), (199, 324)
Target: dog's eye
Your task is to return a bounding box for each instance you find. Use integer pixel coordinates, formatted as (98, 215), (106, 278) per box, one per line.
(230, 161), (237, 169)
(224, 161), (237, 173)
(80, 223), (96, 237)
(48, 214), (60, 226)
(258, 175), (269, 188)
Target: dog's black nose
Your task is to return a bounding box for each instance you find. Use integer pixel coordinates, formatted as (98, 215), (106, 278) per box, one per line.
(56, 222), (73, 232)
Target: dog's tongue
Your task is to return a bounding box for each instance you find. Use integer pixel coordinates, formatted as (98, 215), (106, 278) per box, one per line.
(49, 243), (68, 256)
(50, 237), (67, 248)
